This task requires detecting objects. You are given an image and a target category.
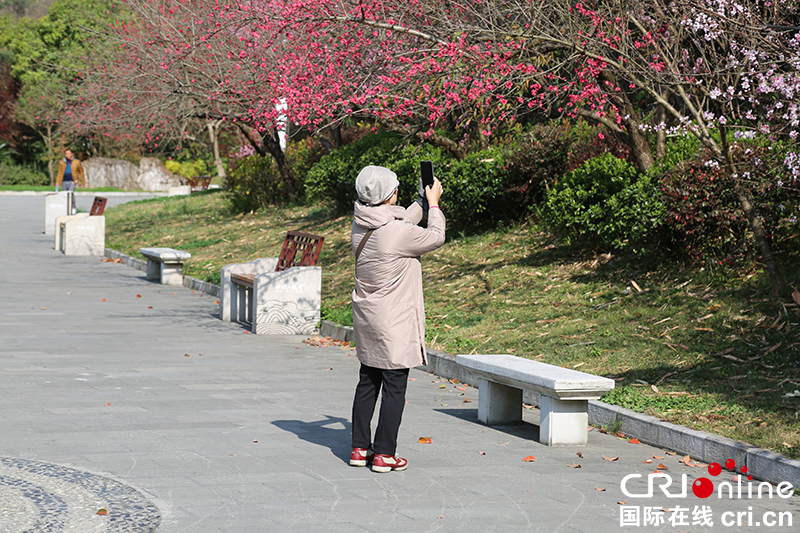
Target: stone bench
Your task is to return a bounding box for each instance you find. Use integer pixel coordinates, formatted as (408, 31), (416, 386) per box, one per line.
(221, 231), (324, 335)
(45, 191), (72, 235)
(456, 354), (615, 446)
(54, 197), (108, 254)
(139, 247), (192, 285)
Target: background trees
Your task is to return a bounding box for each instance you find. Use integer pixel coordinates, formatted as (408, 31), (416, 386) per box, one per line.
(0, 0), (797, 297)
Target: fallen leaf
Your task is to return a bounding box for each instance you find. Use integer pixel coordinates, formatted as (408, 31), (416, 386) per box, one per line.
(253, 439), (258, 443)
(598, 427), (608, 434)
(522, 456), (536, 462)
(603, 455), (619, 461)
(617, 501), (627, 505)
(463, 398), (472, 403)
(653, 455), (664, 459)
(657, 463), (669, 470)
(782, 442), (794, 448)
(136, 294), (141, 298)
(148, 306), (153, 309)
(478, 450), (485, 455)
(498, 442), (510, 446)
(629, 438), (641, 444)
(103, 403), (110, 406)
(96, 509), (108, 516)
(567, 462), (581, 468)
(595, 486), (606, 491)
(323, 367), (333, 371)
(576, 451), (584, 458)
(41, 307), (46, 310)
(184, 353), (190, 357)
(418, 437), (433, 444)
(408, 377), (417, 381)
(665, 451), (677, 455)
(66, 292), (72, 295)
(792, 290), (800, 306)
(631, 280), (642, 292)
(101, 299), (107, 302)
(651, 384), (660, 393)
(439, 384), (447, 389)
(643, 459), (653, 464)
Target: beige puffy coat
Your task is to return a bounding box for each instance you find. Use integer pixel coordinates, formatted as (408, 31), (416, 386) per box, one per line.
(351, 201), (446, 369)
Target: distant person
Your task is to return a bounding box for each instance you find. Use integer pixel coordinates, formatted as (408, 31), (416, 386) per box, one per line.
(349, 165), (445, 473)
(55, 149), (85, 213)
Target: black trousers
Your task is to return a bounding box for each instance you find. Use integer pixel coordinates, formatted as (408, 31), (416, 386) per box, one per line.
(351, 364), (410, 456)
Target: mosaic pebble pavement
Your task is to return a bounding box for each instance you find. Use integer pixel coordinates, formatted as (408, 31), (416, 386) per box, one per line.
(0, 458), (160, 533)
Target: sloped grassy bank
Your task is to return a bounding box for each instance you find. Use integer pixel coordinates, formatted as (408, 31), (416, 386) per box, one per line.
(105, 191), (800, 459)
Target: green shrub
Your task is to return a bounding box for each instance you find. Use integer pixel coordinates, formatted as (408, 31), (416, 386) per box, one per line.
(224, 155), (287, 213)
(305, 131), (450, 212)
(165, 159), (208, 180)
(0, 163), (49, 186)
(285, 137), (327, 203)
(305, 131), (526, 230)
(504, 121), (573, 208)
(543, 153), (664, 250)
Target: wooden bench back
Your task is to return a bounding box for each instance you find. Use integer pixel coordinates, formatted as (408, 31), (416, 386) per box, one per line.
(90, 197), (108, 216)
(275, 231), (324, 272)
(189, 176), (212, 191)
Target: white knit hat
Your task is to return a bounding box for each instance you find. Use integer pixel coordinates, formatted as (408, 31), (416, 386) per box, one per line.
(355, 165), (399, 206)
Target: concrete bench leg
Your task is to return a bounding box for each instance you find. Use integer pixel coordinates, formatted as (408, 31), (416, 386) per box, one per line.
(159, 262), (184, 285)
(145, 259), (183, 285)
(145, 259), (161, 282)
(540, 396), (589, 447)
(477, 378), (523, 425)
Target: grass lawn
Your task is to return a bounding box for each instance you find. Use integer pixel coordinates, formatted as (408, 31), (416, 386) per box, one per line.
(104, 190), (800, 459)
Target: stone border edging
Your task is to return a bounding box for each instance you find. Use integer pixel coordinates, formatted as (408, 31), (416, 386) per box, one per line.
(103, 248), (220, 297)
(319, 321), (799, 487)
(0, 191), (168, 197)
(99, 260), (799, 488)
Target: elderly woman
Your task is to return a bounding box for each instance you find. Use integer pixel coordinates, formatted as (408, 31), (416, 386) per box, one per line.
(349, 165), (445, 473)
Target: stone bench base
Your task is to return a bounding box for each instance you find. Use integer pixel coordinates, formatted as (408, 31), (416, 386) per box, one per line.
(221, 258), (321, 335)
(55, 214), (105, 256)
(139, 247), (191, 285)
(456, 354), (615, 446)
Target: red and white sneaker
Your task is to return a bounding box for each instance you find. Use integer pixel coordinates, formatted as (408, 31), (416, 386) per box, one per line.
(350, 447), (374, 467)
(371, 454), (408, 473)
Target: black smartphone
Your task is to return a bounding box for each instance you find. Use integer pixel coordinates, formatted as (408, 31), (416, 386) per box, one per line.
(421, 160), (434, 188)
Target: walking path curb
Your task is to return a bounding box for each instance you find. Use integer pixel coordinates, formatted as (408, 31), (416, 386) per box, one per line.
(318, 325), (800, 488)
(0, 191), (168, 197)
(104, 247), (800, 488)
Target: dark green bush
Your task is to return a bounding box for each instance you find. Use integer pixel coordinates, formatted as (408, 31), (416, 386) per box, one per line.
(543, 153), (664, 250)
(0, 163), (49, 186)
(304, 130), (451, 212)
(305, 131), (524, 230)
(224, 155), (287, 213)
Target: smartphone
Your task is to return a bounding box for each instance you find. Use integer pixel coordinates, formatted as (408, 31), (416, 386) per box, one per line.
(420, 160), (434, 188)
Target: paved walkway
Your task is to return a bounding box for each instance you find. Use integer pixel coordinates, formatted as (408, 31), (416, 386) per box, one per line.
(1, 196), (797, 532)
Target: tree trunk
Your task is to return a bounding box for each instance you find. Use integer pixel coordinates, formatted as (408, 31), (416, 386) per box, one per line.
(720, 126), (790, 299)
(47, 124), (55, 186)
(207, 119), (226, 179)
(261, 127), (297, 199)
(600, 71), (656, 172)
(655, 98), (667, 161)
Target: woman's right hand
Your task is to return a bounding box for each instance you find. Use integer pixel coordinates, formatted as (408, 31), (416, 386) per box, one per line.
(425, 177), (443, 208)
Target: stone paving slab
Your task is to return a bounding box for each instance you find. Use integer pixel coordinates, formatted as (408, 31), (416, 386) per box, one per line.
(1, 196), (799, 532)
